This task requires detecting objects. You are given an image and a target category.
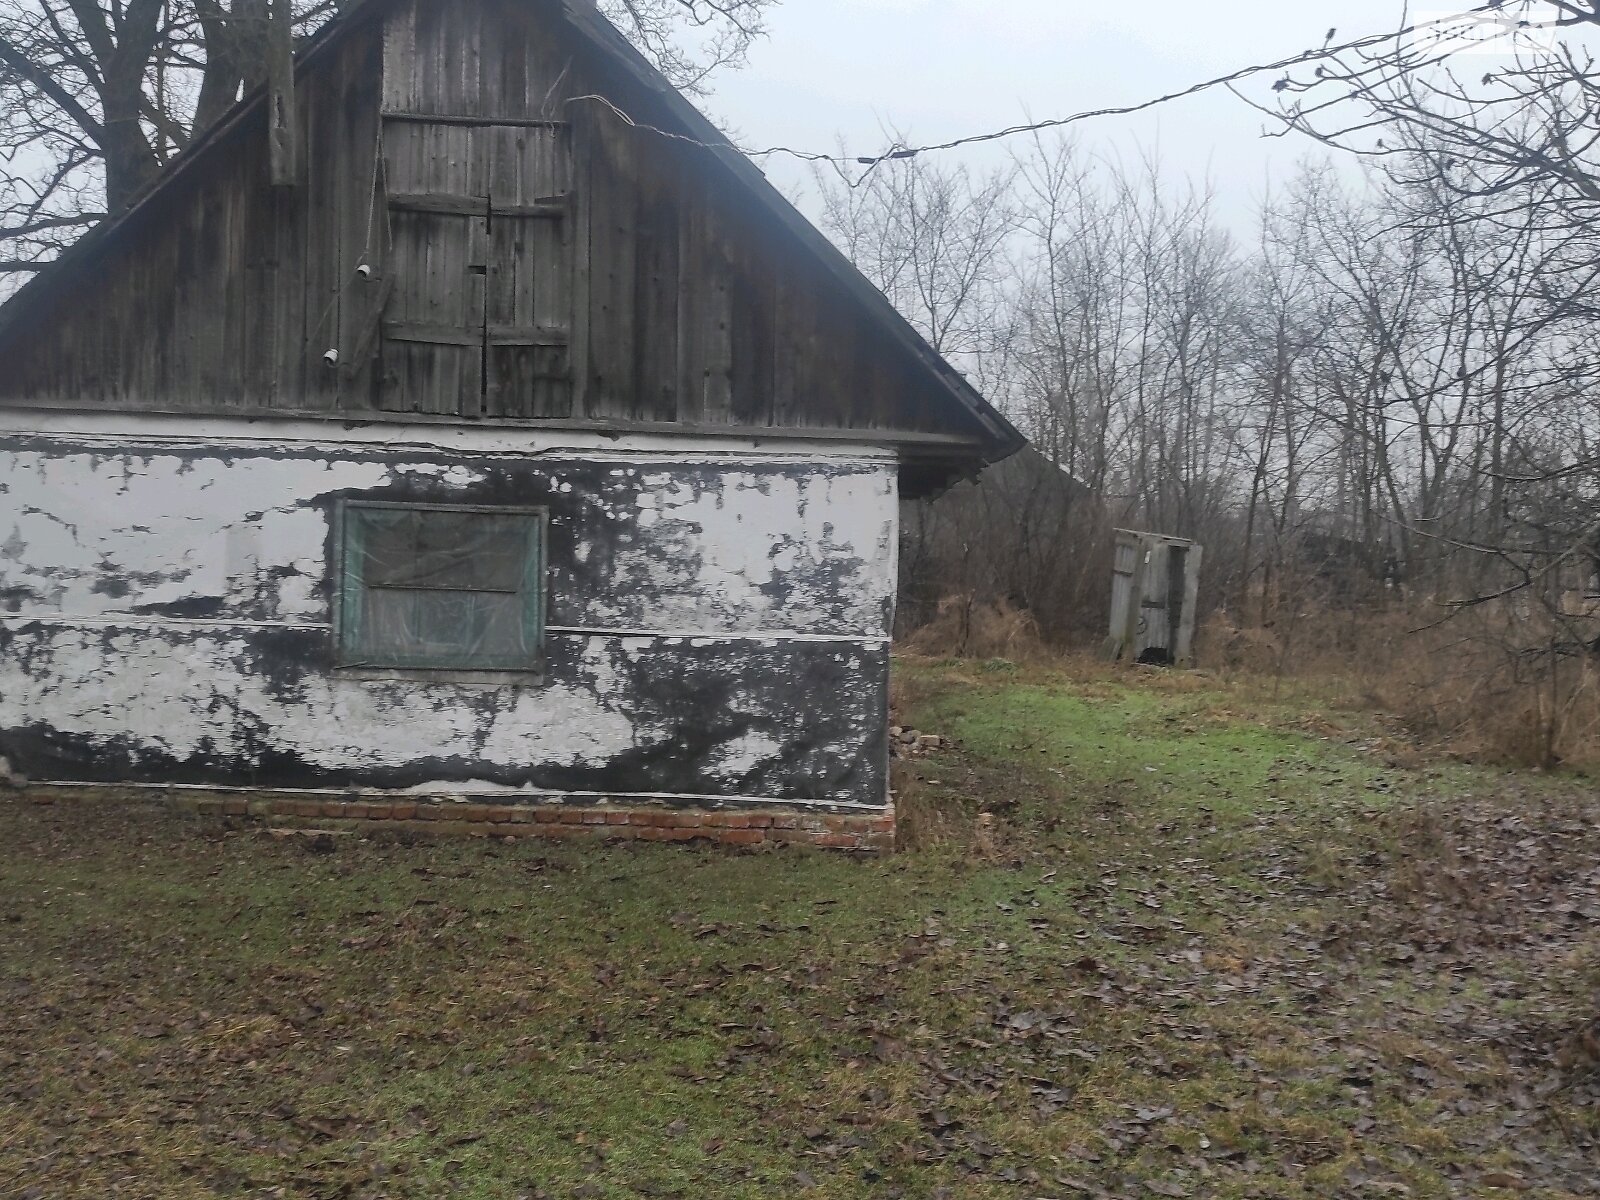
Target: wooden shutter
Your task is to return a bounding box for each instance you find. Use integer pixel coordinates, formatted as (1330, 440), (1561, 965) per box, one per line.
(482, 124), (574, 419)
(377, 115), (573, 418)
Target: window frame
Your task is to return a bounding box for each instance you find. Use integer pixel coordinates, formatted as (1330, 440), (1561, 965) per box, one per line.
(332, 499), (549, 683)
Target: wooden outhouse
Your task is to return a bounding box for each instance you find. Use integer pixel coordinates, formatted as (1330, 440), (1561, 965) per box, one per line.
(0, 0), (1023, 849)
(1106, 530), (1203, 667)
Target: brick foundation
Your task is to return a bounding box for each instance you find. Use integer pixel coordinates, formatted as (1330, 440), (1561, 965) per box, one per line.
(17, 788), (897, 853)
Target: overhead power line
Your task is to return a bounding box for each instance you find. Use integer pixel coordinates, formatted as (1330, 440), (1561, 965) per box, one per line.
(573, 1), (1524, 185)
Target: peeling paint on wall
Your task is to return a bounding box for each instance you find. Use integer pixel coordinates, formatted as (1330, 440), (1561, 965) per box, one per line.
(0, 416), (897, 807)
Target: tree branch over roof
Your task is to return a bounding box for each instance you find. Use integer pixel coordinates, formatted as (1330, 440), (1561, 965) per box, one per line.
(0, 30), (104, 137)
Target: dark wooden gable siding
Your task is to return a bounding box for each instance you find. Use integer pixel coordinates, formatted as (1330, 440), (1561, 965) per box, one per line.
(0, 0), (998, 449)
(0, 19), (387, 412)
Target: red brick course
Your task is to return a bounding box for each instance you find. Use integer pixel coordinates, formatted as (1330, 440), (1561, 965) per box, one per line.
(18, 788), (898, 853)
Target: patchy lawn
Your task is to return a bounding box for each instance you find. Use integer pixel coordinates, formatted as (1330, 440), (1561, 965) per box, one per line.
(4, 657), (1600, 1199)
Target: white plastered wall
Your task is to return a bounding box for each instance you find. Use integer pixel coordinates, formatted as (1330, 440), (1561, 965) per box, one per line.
(0, 410), (899, 807)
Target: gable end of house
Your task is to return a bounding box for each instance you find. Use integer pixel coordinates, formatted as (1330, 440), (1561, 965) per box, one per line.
(0, 0), (1023, 495)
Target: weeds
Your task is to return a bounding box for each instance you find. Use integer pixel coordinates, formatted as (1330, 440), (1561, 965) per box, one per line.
(906, 580), (1600, 773)
(898, 597), (1047, 662)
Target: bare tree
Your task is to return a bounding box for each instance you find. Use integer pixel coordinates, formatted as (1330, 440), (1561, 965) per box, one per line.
(816, 143), (1017, 388)
(1234, 171), (1336, 619)
(1256, 2), (1600, 213)
(1243, 0), (1600, 617)
(1008, 134), (1130, 494)
(0, 0), (340, 275)
(598, 0), (777, 97)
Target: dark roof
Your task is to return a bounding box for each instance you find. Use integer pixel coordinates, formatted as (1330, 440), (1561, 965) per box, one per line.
(0, 0), (1025, 470)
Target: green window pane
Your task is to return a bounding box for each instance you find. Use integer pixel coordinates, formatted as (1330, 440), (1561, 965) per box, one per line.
(357, 508), (529, 592)
(338, 503), (545, 673)
(361, 588), (531, 665)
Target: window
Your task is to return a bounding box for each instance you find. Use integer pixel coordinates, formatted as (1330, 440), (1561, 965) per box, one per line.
(335, 501), (547, 676)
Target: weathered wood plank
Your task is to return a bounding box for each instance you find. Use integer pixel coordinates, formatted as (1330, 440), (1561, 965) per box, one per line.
(384, 321), (566, 347)
(389, 192), (492, 217)
(379, 0), (419, 113)
(268, 169), (306, 404)
(220, 150), (250, 404)
(771, 263), (830, 431)
(0, 394), (990, 446)
(333, 30), (385, 409)
(383, 111), (567, 129)
(387, 192), (486, 219)
(383, 321), (480, 347)
(631, 186), (681, 423)
(342, 273), (396, 383)
(378, 211), (487, 415)
(390, 192), (564, 218)
(266, 0), (298, 186)
(567, 128), (593, 420)
(537, 125), (579, 418)
(379, 118), (487, 415)
(489, 325), (568, 348)
(727, 213), (776, 427)
(239, 157), (271, 402)
(582, 107), (638, 419)
(483, 123), (573, 418)
(297, 29), (346, 411)
(676, 181), (732, 424)
(495, 199), (570, 218)
(771, 268), (808, 430)
(484, 128), (527, 418)
(435, 0), (482, 118)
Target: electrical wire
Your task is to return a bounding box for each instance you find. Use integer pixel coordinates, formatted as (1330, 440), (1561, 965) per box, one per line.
(568, 2), (1531, 186)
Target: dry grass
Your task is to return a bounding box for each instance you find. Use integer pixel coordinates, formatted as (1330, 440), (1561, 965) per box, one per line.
(891, 666), (1022, 857)
(899, 572), (1600, 779)
(1333, 611), (1600, 771)
(1191, 593), (1600, 772)
(890, 761), (981, 854)
(898, 596), (1048, 662)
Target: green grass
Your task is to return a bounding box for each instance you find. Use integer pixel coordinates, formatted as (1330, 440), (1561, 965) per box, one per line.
(930, 679), (1376, 812)
(3, 656), (1599, 1198)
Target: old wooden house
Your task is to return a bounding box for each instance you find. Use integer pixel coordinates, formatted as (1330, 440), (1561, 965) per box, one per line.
(0, 0), (1022, 848)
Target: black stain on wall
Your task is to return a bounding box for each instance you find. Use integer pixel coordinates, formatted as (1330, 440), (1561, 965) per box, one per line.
(0, 586), (39, 613)
(1, 434), (887, 633)
(0, 624), (890, 807)
(132, 596), (228, 620)
(300, 455), (884, 635)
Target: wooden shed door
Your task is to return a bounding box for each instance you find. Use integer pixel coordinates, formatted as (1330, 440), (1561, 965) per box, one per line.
(1136, 544), (1174, 660)
(482, 125), (573, 419)
(378, 117), (573, 417)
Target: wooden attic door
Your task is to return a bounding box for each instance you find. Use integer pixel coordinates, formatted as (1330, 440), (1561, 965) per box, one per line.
(379, 117), (574, 417)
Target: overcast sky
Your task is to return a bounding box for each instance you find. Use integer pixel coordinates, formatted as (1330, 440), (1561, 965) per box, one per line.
(702, 0), (1428, 228)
